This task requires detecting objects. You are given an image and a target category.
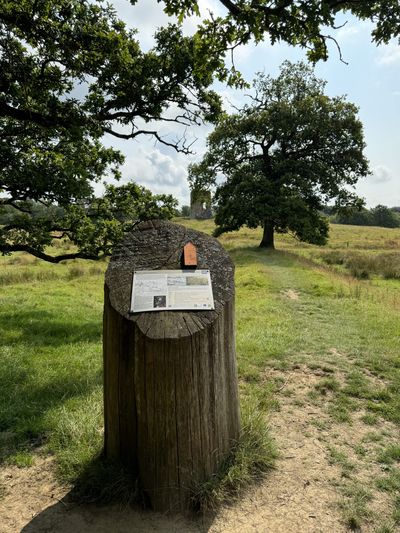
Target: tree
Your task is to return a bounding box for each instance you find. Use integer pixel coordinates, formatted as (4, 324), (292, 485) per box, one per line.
(333, 205), (400, 228)
(334, 207), (373, 227)
(189, 62), (370, 248)
(370, 205), (400, 228)
(2, 1), (399, 260)
(0, 0), (220, 261)
(180, 205), (191, 217)
(0, 183), (177, 262)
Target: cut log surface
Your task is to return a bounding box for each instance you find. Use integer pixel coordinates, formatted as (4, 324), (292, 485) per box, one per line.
(103, 219), (240, 512)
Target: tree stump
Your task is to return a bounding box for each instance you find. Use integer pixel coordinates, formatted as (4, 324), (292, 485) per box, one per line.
(103, 219), (240, 512)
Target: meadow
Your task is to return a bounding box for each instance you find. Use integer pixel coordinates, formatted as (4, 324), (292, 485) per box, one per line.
(0, 221), (399, 531)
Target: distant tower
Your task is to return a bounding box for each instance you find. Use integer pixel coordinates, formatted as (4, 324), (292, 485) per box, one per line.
(190, 189), (213, 219)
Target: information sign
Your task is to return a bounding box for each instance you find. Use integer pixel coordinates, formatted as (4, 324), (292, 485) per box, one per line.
(130, 270), (214, 312)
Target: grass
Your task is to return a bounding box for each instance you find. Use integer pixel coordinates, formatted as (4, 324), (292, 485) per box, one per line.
(0, 221), (399, 524)
(378, 445), (400, 465)
(328, 446), (356, 477)
(190, 395), (277, 511)
(319, 250), (400, 280)
(0, 259), (105, 471)
(339, 483), (373, 531)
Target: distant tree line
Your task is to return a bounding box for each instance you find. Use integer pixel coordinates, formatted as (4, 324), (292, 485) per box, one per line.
(324, 205), (400, 228)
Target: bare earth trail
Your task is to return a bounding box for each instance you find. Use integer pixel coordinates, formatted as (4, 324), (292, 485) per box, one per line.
(0, 371), (344, 533)
(1, 358), (397, 532)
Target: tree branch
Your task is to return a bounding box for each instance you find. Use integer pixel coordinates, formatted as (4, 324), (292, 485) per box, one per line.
(218, 0), (241, 16)
(103, 127), (195, 154)
(0, 101), (73, 129)
(0, 200), (32, 214)
(1, 244), (107, 263)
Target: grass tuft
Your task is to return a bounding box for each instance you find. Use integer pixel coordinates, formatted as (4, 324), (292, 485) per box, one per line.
(190, 399), (277, 511)
(319, 250), (400, 280)
(7, 451), (35, 467)
(0, 269), (61, 285)
(315, 376), (341, 395)
(339, 484), (372, 531)
(378, 445), (400, 465)
(376, 469), (400, 493)
(328, 446), (356, 476)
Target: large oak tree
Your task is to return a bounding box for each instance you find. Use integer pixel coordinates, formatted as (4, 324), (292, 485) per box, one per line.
(189, 62), (370, 248)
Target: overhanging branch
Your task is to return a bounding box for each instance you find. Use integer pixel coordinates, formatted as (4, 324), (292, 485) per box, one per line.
(103, 127), (195, 154)
(1, 244), (107, 263)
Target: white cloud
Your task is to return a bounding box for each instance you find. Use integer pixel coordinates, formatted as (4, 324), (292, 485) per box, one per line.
(370, 165), (392, 183)
(118, 145), (191, 205)
(377, 40), (400, 65)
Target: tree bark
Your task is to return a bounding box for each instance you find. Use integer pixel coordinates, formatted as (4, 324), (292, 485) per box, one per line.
(103, 219), (240, 512)
(259, 221), (275, 248)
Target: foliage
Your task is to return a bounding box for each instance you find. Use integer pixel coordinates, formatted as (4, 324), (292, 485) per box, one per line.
(0, 183), (177, 262)
(189, 62), (369, 247)
(334, 205), (400, 228)
(180, 205), (191, 217)
(2, 1), (399, 260)
(161, 0), (400, 78)
(0, 0), (220, 261)
(333, 207), (374, 227)
(371, 205), (400, 228)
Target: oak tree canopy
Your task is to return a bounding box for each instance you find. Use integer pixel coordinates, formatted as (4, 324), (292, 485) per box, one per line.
(189, 62), (370, 248)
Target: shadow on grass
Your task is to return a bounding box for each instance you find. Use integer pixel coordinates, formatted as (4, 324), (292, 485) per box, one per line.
(0, 369), (102, 462)
(0, 307), (102, 463)
(0, 309), (102, 347)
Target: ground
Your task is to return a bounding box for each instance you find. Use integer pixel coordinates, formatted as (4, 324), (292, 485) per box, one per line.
(1, 360), (398, 532)
(1, 223), (399, 532)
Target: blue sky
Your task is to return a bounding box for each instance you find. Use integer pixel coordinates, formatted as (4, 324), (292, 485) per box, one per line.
(104, 0), (400, 208)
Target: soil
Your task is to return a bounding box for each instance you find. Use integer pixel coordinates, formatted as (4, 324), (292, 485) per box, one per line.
(0, 363), (397, 533)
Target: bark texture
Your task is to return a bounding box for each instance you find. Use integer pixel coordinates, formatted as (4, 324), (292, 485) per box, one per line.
(103, 219), (240, 512)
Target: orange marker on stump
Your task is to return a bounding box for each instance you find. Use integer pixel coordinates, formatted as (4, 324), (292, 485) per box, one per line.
(183, 242), (197, 267)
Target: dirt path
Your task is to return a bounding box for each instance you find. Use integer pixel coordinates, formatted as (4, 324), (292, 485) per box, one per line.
(1, 363), (397, 532)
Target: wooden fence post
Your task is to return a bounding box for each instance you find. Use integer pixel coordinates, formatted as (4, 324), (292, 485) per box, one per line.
(103, 219), (240, 512)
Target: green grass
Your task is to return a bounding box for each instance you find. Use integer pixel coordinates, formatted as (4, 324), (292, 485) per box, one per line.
(376, 469), (400, 493)
(378, 445), (400, 465)
(339, 484), (373, 531)
(0, 259), (106, 475)
(0, 221), (399, 522)
(190, 395), (277, 511)
(328, 446), (356, 477)
(318, 250), (400, 280)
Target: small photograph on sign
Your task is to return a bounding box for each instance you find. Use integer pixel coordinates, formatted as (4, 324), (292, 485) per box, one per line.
(131, 270), (214, 312)
(153, 295), (166, 308)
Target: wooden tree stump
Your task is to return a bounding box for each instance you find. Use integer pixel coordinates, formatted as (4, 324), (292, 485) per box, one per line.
(103, 219), (240, 512)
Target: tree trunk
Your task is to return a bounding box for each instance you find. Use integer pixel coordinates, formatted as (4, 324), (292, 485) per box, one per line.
(259, 221), (275, 248)
(103, 219), (240, 512)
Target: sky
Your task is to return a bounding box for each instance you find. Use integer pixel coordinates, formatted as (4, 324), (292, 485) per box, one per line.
(102, 0), (400, 208)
